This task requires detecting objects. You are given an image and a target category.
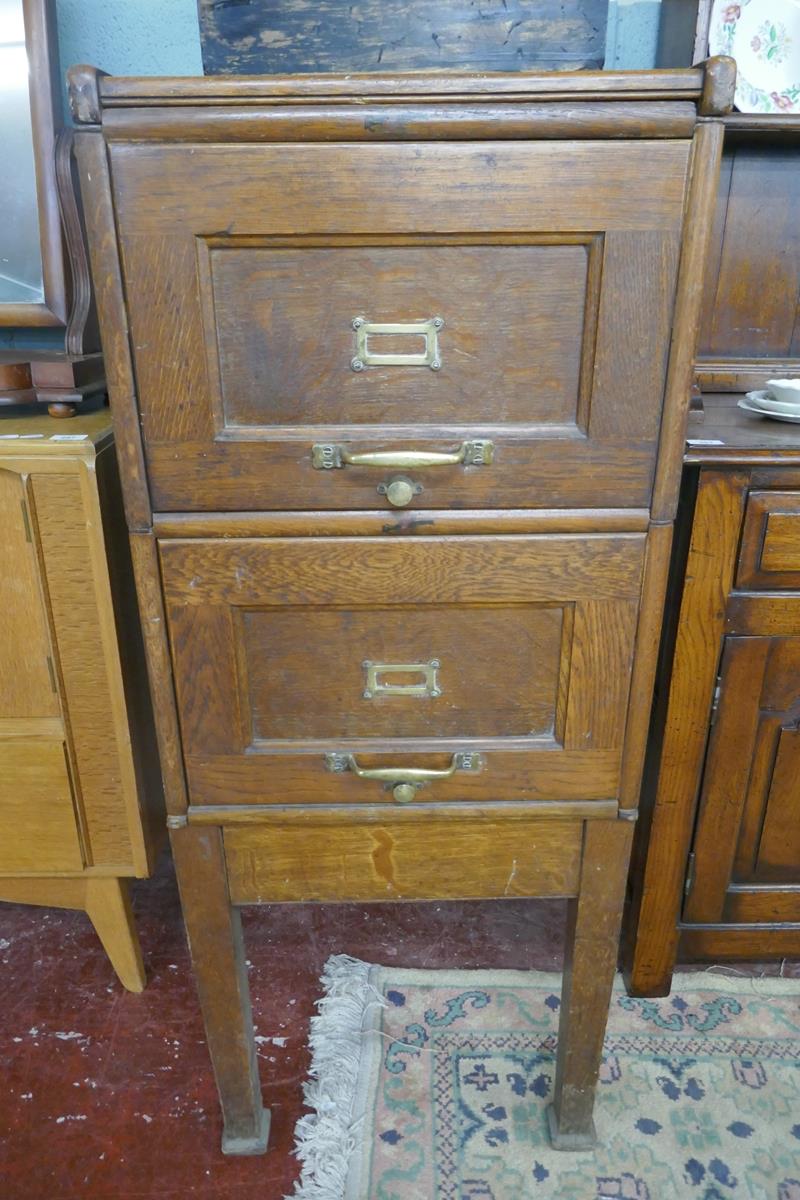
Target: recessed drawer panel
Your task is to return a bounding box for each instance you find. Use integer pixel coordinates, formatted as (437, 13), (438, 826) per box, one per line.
(112, 140), (689, 511)
(224, 815), (583, 904)
(160, 532), (644, 807)
(737, 492), (800, 590)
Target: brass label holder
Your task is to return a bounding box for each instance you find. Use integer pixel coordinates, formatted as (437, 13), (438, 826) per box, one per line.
(362, 659), (441, 700)
(351, 315), (443, 371)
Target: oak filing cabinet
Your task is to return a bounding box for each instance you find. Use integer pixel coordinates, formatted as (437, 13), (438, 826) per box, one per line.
(0, 411), (162, 990)
(70, 59), (733, 1152)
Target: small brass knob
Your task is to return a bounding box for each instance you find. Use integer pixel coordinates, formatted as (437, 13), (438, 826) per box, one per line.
(385, 478), (415, 508)
(392, 782), (417, 804)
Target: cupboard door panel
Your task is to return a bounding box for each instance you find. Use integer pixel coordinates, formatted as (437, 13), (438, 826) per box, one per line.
(685, 636), (800, 925)
(0, 741), (83, 873)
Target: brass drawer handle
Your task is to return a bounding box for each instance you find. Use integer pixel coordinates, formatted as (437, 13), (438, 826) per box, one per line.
(312, 440), (494, 470)
(324, 750), (484, 803)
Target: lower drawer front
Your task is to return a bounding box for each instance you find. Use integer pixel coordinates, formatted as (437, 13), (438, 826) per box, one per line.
(0, 740), (83, 873)
(224, 816), (582, 904)
(160, 532), (645, 807)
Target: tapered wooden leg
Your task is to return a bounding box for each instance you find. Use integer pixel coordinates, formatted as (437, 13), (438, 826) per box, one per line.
(85, 877), (146, 993)
(0, 875), (146, 993)
(548, 817), (633, 1150)
(171, 823), (269, 1156)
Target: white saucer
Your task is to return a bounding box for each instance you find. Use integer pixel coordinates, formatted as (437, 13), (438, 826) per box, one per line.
(739, 391), (800, 423)
(745, 388), (800, 414)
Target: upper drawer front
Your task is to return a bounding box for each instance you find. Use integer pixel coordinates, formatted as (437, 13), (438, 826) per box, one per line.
(159, 532), (645, 808)
(111, 140), (689, 512)
(738, 492), (800, 590)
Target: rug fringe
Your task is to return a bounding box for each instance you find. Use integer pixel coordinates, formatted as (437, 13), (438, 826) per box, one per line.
(286, 955), (385, 1200)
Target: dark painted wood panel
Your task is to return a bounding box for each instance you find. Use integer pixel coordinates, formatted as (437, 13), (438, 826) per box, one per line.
(198, 1), (608, 76)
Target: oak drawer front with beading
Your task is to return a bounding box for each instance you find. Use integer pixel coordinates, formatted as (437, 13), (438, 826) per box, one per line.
(737, 491), (800, 590)
(160, 531), (644, 809)
(111, 140), (689, 513)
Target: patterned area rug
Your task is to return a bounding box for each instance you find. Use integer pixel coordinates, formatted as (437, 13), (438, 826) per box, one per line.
(288, 958), (800, 1200)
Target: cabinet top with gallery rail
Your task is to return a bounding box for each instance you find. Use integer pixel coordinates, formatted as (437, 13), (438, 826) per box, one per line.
(67, 58), (736, 142)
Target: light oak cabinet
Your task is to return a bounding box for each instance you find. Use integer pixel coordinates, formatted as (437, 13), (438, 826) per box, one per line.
(71, 61), (732, 1153)
(0, 411), (163, 990)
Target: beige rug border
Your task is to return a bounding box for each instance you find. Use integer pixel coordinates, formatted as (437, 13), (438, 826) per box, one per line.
(363, 964), (800, 996)
(341, 962), (798, 1200)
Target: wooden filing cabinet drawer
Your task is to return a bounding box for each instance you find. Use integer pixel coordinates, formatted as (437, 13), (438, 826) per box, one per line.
(224, 813), (583, 904)
(160, 531), (644, 809)
(112, 139), (689, 512)
(737, 491), (800, 589)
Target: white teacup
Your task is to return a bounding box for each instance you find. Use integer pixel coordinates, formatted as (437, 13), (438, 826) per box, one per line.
(767, 379), (800, 405)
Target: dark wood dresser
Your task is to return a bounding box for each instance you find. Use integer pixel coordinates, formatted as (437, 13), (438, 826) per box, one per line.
(69, 61), (732, 1154)
(624, 113), (800, 996)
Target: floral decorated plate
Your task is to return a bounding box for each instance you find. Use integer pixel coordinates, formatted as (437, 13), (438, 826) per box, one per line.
(710, 0), (800, 112)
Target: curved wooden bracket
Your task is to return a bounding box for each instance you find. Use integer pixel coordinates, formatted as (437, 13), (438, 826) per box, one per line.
(55, 128), (93, 356)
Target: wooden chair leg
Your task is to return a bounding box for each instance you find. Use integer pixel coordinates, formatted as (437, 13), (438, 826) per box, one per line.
(548, 817), (633, 1150)
(170, 823), (270, 1156)
(85, 877), (146, 993)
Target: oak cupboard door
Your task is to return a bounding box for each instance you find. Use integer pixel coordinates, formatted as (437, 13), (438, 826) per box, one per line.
(109, 140), (688, 512)
(683, 635), (800, 927)
(159, 532), (645, 808)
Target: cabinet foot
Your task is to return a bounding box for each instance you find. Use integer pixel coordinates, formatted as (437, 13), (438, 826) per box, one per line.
(85, 877), (146, 993)
(221, 1107), (271, 1156)
(546, 1104), (596, 1151)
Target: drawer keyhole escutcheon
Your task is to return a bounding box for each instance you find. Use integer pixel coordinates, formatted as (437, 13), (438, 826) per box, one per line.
(324, 751), (484, 801)
(377, 475), (423, 508)
(351, 315), (443, 371)
(362, 659), (441, 700)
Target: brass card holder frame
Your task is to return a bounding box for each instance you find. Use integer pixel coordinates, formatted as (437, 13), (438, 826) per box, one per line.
(351, 315), (443, 371)
(362, 658), (441, 700)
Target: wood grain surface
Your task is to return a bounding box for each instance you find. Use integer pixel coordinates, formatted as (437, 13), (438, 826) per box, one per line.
(224, 816), (582, 903)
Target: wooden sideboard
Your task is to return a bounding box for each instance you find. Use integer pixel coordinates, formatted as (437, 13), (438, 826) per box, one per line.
(70, 60), (733, 1153)
(0, 411), (163, 990)
(624, 112), (800, 994)
(625, 398), (800, 993)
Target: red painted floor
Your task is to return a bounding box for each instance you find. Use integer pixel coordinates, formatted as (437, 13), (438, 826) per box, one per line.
(1, 853), (797, 1199)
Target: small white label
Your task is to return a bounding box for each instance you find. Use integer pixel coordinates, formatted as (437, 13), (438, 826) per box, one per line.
(687, 438), (725, 446)
(50, 433), (89, 441)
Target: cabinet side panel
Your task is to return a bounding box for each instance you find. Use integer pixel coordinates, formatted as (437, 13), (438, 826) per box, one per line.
(95, 442), (165, 874)
(30, 470), (134, 868)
